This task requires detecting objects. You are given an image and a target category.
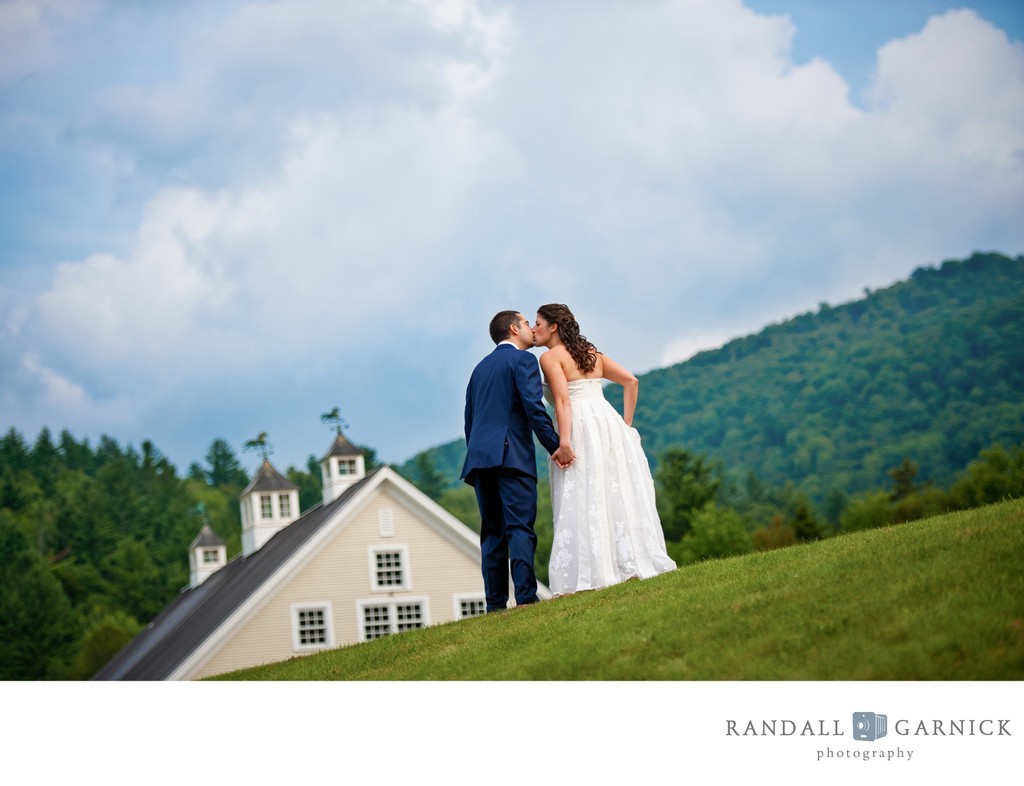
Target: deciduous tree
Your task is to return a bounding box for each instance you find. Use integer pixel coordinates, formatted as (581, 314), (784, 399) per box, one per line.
(655, 448), (722, 540)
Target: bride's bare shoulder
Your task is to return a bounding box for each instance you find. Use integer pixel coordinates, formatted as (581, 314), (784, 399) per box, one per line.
(539, 346), (564, 369)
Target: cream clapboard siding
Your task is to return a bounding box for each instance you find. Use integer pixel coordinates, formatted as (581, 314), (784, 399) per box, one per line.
(191, 483), (483, 679)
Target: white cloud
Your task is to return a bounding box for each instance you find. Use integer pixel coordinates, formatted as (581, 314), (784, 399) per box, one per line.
(29, 189), (233, 384)
(870, 10), (1024, 123)
(19, 352), (89, 410)
(2, 0), (1022, 465)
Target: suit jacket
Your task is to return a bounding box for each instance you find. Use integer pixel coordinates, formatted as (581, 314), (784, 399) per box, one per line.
(461, 344), (560, 483)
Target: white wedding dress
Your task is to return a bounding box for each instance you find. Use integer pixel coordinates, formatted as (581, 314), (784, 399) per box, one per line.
(544, 379), (677, 596)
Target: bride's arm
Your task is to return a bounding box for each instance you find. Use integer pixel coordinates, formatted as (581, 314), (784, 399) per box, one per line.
(540, 351), (573, 451)
(600, 354), (639, 427)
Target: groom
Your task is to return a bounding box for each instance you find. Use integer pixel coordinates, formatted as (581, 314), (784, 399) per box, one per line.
(461, 310), (574, 612)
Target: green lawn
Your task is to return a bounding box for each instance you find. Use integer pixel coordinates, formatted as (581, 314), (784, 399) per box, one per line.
(212, 498), (1024, 680)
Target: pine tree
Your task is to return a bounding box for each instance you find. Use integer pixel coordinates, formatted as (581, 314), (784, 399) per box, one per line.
(0, 514), (79, 679)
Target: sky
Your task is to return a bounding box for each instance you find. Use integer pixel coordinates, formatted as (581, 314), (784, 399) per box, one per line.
(1, 0), (1022, 474)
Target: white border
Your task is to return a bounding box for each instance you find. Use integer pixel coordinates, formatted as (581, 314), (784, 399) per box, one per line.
(7, 682), (1022, 781)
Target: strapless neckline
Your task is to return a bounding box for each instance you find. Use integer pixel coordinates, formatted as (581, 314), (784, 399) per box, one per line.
(543, 378), (602, 386)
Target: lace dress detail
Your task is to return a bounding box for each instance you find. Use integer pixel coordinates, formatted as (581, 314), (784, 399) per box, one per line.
(544, 379), (676, 595)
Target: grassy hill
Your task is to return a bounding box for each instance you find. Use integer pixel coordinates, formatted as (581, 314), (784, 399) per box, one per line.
(212, 498), (1024, 681)
(401, 252), (1024, 505)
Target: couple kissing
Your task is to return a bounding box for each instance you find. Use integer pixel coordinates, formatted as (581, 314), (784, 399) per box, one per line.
(461, 304), (676, 612)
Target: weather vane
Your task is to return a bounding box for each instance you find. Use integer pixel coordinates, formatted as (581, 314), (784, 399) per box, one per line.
(243, 432), (274, 461)
(320, 406), (348, 435)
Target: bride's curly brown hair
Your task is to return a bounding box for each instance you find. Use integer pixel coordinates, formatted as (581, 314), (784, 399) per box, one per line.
(537, 303), (598, 374)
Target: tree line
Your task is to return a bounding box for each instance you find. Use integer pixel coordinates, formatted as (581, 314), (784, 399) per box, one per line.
(653, 441), (1024, 565)
(402, 439), (1024, 584)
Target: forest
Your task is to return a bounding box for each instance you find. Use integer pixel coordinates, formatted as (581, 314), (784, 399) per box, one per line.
(2, 251), (1022, 680)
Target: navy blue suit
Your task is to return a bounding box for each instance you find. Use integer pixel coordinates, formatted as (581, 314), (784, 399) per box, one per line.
(461, 343), (560, 610)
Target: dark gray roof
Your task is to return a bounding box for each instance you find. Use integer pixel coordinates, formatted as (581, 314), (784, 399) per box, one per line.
(93, 469), (381, 681)
(320, 433), (363, 460)
(189, 524), (225, 549)
(240, 458), (299, 495)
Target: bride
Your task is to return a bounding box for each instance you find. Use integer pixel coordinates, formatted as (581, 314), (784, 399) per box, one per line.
(533, 303), (677, 596)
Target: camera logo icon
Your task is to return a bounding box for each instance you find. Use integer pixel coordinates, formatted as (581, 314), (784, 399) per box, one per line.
(853, 712), (888, 741)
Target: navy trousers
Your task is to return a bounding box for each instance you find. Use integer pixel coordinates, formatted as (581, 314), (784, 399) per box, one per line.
(472, 469), (539, 611)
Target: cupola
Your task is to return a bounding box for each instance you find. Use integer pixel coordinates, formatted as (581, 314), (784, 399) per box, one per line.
(240, 459), (300, 557)
(320, 432), (366, 504)
(188, 524), (226, 588)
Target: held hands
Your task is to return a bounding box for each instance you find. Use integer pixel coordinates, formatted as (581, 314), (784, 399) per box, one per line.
(552, 444), (575, 469)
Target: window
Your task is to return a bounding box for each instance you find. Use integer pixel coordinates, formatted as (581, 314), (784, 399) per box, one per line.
(291, 603), (334, 651)
(453, 593), (486, 618)
(337, 458), (357, 476)
(298, 609), (326, 646)
(395, 603), (424, 632)
(376, 551), (403, 586)
(260, 494), (273, 518)
(202, 549), (220, 564)
(358, 599), (428, 641)
(362, 604), (392, 640)
(279, 494), (291, 518)
(369, 546), (409, 591)
(458, 598), (486, 618)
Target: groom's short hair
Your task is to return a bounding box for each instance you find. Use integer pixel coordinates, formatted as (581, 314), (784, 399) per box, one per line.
(489, 310), (520, 344)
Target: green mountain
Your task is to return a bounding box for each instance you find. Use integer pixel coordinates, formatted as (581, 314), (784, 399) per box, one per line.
(402, 251), (1024, 503)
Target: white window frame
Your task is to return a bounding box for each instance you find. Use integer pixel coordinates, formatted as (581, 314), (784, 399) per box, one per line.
(260, 494), (273, 519)
(452, 593), (487, 619)
(356, 597), (430, 642)
(202, 549), (220, 564)
(290, 602), (335, 652)
(278, 493), (291, 518)
(337, 458), (357, 476)
(367, 545), (410, 592)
